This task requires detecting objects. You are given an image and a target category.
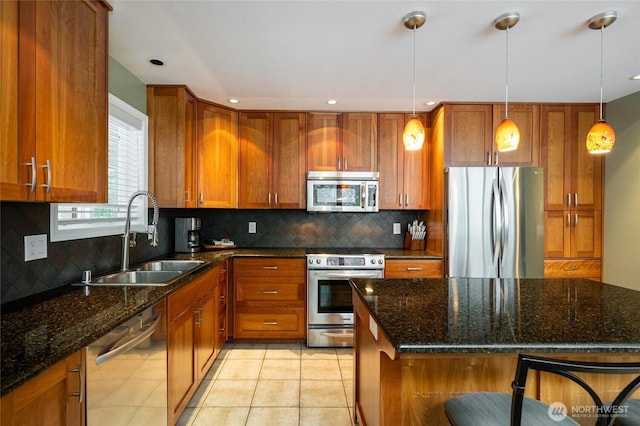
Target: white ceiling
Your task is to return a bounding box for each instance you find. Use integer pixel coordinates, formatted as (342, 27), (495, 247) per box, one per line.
(109, 0), (640, 112)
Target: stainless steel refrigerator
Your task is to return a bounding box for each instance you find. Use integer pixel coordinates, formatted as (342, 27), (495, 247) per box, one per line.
(445, 167), (544, 278)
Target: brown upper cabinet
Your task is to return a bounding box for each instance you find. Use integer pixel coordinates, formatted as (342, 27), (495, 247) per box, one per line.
(238, 112), (306, 208)
(1, 0), (109, 202)
(147, 85), (198, 208)
(378, 113), (429, 209)
(307, 112), (377, 172)
(197, 101), (238, 208)
(443, 103), (540, 167)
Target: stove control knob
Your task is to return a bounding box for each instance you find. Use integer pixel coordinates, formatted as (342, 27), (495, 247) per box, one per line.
(370, 259), (375, 264)
(316, 259), (321, 264)
(308, 259), (313, 264)
(378, 259), (383, 265)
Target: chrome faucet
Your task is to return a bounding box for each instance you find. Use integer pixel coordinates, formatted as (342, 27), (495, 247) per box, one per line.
(121, 191), (160, 271)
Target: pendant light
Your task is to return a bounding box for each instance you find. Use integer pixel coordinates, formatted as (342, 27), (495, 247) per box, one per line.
(494, 12), (520, 152)
(402, 11), (426, 151)
(586, 11), (617, 154)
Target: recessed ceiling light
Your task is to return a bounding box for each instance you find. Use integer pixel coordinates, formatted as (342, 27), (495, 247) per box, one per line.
(327, 99), (337, 105)
(228, 98), (239, 104)
(424, 100), (437, 106)
(148, 57), (164, 66)
(631, 73), (640, 80)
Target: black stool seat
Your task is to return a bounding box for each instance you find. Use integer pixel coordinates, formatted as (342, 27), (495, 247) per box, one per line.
(614, 399), (640, 426)
(445, 392), (579, 425)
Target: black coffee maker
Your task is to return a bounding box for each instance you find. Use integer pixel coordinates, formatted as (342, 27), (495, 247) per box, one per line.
(175, 217), (201, 253)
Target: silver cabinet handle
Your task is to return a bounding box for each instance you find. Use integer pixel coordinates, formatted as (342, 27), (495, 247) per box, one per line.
(70, 362), (84, 404)
(219, 294), (225, 301)
(41, 159), (51, 193)
(199, 192), (204, 203)
(344, 158), (348, 170)
(487, 151), (491, 166)
(262, 266), (278, 270)
(274, 193), (278, 206)
(194, 307), (203, 326)
(24, 157), (36, 192)
(268, 192), (271, 206)
(574, 193), (578, 208)
(563, 267), (579, 271)
(337, 157), (341, 170)
(567, 193), (571, 208)
(405, 193), (409, 207)
(262, 290), (278, 294)
(494, 151), (499, 166)
(575, 214), (578, 227)
(406, 267), (423, 271)
(185, 190), (190, 202)
(262, 321), (278, 325)
(399, 194), (403, 207)
(567, 213), (571, 227)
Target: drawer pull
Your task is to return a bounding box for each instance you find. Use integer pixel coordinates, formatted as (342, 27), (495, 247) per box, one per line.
(262, 266), (278, 270)
(563, 267), (579, 271)
(70, 362), (84, 404)
(406, 267), (423, 271)
(262, 290), (278, 294)
(262, 321), (278, 325)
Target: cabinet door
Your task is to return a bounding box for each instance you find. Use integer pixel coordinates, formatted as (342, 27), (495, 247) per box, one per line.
(307, 113), (341, 171)
(239, 112), (271, 208)
(0, 350), (84, 426)
(342, 112), (377, 171)
(571, 210), (602, 258)
(403, 113), (429, 209)
(273, 112), (306, 208)
(147, 86), (197, 208)
(378, 113), (405, 209)
(570, 105), (602, 211)
(492, 104), (540, 166)
(197, 101), (238, 208)
(444, 104), (493, 167)
(0, 0), (25, 201)
(544, 210), (571, 258)
(194, 291), (217, 382)
(27, 0), (108, 202)
(541, 105), (571, 211)
(216, 264), (228, 353)
(167, 311), (195, 424)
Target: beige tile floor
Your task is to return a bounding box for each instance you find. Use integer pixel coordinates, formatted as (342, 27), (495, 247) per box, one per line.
(177, 343), (355, 426)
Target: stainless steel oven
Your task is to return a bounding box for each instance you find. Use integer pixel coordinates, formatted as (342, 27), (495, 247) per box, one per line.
(307, 251), (384, 347)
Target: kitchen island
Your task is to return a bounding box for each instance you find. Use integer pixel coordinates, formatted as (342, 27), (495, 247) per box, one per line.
(350, 277), (640, 425)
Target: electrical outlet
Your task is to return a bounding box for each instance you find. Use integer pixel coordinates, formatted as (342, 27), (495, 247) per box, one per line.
(248, 222), (257, 234)
(393, 223), (401, 235)
(24, 234), (47, 261)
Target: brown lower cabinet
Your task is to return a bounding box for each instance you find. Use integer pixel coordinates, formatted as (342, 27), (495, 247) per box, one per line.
(167, 262), (227, 425)
(1, 350), (84, 426)
(384, 259), (443, 278)
(233, 257), (306, 339)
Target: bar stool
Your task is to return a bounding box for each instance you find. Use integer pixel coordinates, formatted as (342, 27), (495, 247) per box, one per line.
(613, 399), (640, 426)
(444, 354), (640, 426)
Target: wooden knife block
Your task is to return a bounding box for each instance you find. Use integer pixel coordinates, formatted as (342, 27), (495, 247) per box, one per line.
(404, 233), (426, 251)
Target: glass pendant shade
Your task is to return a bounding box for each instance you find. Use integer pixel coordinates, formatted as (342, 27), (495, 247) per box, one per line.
(586, 120), (615, 154)
(495, 118), (520, 152)
(403, 117), (425, 150)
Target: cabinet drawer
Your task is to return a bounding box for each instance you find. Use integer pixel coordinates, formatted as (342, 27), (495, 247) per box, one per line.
(236, 277), (304, 302)
(385, 259), (443, 278)
(544, 260), (601, 279)
(168, 270), (215, 321)
(235, 310), (305, 338)
(234, 258), (305, 277)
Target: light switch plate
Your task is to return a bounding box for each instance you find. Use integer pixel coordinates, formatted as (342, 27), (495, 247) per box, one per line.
(393, 223), (401, 235)
(24, 234), (47, 261)
(248, 222), (257, 234)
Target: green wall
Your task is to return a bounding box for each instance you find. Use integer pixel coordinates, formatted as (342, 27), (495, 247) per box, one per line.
(603, 91), (640, 290)
(108, 56), (146, 113)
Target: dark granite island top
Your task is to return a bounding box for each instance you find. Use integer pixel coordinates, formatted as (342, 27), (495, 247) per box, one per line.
(350, 277), (640, 425)
(350, 277), (640, 355)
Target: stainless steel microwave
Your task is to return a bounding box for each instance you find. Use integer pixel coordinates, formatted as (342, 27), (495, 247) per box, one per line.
(306, 171), (379, 212)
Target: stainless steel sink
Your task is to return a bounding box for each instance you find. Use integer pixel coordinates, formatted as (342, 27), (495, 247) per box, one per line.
(135, 260), (205, 272)
(92, 270), (183, 286)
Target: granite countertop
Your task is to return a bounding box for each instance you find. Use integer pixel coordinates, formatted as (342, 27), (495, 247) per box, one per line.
(0, 246), (437, 396)
(351, 277), (640, 354)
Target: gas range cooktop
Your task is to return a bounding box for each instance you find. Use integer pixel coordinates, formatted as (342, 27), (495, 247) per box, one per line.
(305, 248), (381, 255)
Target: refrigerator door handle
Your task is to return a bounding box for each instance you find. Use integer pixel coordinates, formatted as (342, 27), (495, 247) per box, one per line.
(499, 175), (509, 268)
(491, 178), (502, 269)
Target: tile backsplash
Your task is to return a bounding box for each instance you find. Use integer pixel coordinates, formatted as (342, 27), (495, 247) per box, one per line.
(1, 202), (423, 304)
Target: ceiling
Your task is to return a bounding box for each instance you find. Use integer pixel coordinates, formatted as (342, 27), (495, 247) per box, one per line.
(109, 0), (640, 112)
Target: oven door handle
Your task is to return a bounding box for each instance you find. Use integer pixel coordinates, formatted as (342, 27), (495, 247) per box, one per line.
(313, 272), (381, 279)
(95, 314), (161, 365)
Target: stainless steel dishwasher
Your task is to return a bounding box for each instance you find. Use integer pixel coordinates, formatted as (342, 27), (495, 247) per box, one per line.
(85, 299), (167, 426)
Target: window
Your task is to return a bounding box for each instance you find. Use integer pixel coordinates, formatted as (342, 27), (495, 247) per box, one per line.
(50, 94), (148, 242)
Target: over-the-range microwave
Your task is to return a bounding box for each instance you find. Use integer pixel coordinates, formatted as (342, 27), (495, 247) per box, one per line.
(306, 171), (379, 213)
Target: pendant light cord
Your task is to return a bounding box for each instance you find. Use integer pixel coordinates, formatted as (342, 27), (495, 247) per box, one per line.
(599, 26), (604, 121)
(505, 25), (510, 119)
(411, 25), (417, 116)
